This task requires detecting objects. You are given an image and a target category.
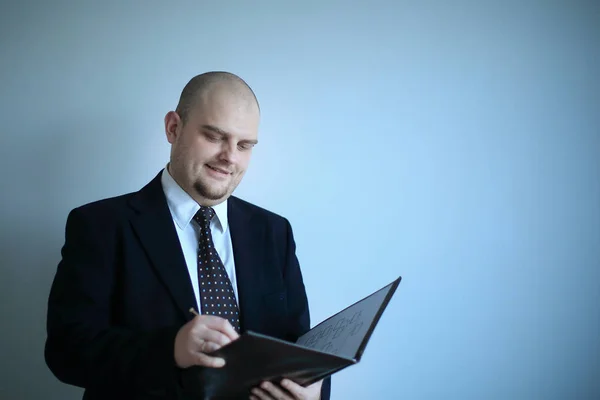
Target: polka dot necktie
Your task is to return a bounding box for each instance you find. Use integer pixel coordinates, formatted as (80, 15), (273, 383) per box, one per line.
(193, 206), (241, 333)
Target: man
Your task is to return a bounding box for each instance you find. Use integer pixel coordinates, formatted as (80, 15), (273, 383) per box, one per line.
(45, 71), (331, 400)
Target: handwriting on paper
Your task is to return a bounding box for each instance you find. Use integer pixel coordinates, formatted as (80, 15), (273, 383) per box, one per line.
(295, 283), (393, 359)
(299, 309), (365, 357)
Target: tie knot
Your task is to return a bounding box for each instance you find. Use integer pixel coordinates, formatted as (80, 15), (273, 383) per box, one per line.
(194, 206), (215, 228)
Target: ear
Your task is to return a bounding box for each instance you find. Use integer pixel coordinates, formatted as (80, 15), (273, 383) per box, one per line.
(164, 111), (182, 144)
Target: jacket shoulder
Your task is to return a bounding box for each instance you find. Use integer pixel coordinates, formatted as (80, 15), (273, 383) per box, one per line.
(229, 196), (290, 226)
(66, 192), (136, 226)
(75, 191), (134, 210)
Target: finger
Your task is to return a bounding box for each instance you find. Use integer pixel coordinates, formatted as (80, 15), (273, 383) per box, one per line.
(199, 340), (220, 353)
(200, 315), (240, 341)
(194, 328), (233, 348)
(195, 339), (219, 354)
(280, 379), (305, 398)
(259, 381), (294, 400)
(249, 396), (260, 400)
(192, 351), (226, 368)
(250, 386), (273, 400)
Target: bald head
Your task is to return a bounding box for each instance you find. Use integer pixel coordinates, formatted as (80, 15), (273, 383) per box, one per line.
(175, 71), (259, 125)
(164, 71), (260, 206)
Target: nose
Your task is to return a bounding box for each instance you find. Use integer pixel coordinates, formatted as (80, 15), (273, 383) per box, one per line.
(218, 139), (238, 165)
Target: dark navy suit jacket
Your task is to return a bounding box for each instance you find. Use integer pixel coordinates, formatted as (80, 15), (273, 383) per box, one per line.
(45, 171), (331, 399)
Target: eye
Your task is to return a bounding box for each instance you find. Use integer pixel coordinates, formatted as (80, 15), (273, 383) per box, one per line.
(204, 133), (220, 142)
(238, 143), (255, 151)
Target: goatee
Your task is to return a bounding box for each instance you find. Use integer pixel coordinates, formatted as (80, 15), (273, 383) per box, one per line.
(193, 181), (228, 201)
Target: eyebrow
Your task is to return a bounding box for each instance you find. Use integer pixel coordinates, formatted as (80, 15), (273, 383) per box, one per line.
(202, 124), (258, 145)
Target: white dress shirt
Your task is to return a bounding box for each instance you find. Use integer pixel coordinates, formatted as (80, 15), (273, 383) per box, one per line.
(160, 167), (239, 314)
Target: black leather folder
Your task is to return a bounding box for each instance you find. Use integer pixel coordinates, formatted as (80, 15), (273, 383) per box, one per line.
(181, 276), (401, 399)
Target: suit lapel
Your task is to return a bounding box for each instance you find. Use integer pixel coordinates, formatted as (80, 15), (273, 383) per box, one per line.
(228, 197), (264, 333)
(128, 172), (197, 321)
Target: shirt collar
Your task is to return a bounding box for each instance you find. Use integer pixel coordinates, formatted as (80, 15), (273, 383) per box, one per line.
(160, 166), (228, 232)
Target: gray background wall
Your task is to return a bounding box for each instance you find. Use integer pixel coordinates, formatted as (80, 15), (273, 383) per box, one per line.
(0, 1), (598, 399)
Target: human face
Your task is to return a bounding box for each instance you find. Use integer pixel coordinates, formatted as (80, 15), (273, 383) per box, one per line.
(165, 90), (259, 205)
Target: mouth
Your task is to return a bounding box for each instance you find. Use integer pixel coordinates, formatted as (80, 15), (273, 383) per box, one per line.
(206, 164), (232, 175)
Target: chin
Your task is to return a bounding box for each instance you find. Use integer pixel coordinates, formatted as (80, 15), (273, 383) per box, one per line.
(193, 182), (230, 201)
(206, 191), (229, 201)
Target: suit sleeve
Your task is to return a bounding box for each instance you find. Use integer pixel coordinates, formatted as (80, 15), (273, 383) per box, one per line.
(283, 219), (332, 400)
(45, 208), (181, 395)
